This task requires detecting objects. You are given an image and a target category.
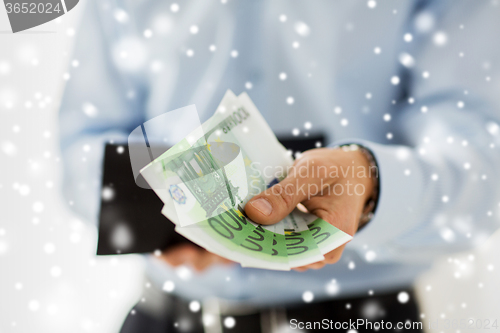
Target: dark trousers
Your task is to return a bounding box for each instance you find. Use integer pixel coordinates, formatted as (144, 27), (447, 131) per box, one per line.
(120, 288), (423, 333)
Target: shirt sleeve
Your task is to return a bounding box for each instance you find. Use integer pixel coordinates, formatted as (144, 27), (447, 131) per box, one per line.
(59, 0), (146, 225)
(341, 2), (500, 264)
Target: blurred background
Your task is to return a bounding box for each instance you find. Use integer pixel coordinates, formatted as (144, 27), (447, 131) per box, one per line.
(1, 2), (500, 332)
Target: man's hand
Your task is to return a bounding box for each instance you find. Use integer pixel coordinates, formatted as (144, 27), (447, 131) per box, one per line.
(157, 243), (234, 272)
(244, 147), (375, 271)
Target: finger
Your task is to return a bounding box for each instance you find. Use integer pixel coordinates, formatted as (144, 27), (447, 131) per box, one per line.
(245, 155), (336, 225)
(160, 244), (199, 267)
(192, 251), (216, 271)
(293, 267), (308, 272)
(323, 246), (345, 264)
(308, 262), (326, 270)
(303, 182), (366, 235)
(193, 251), (235, 271)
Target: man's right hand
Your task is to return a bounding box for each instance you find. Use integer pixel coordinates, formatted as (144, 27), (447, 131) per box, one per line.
(157, 243), (234, 272)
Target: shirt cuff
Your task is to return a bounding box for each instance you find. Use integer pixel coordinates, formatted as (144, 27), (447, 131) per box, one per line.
(330, 139), (425, 261)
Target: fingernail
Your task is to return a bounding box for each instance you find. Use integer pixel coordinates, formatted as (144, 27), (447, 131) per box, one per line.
(250, 198), (273, 216)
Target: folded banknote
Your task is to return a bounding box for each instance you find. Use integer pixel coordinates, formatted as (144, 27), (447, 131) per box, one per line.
(141, 90), (352, 270)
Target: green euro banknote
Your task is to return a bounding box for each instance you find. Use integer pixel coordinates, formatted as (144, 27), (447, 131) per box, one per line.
(142, 90), (352, 270)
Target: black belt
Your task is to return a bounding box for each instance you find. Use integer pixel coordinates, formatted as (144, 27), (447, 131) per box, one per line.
(120, 288), (423, 333)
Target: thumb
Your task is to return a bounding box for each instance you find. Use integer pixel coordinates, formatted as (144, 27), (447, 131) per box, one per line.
(244, 165), (333, 225)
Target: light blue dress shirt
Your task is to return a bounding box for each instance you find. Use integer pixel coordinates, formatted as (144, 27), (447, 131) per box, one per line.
(59, 0), (500, 305)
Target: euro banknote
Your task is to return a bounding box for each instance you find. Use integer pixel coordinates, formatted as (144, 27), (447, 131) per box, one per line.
(141, 90), (352, 270)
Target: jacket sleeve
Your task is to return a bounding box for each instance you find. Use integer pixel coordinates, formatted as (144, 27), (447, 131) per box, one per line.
(344, 2), (500, 264)
(59, 0), (146, 225)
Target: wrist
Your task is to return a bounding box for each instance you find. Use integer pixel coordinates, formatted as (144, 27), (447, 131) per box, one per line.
(338, 144), (380, 229)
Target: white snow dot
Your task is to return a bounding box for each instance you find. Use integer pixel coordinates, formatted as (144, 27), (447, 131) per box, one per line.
(365, 250), (376, 262)
(279, 15), (287, 22)
(334, 107), (342, 114)
(463, 162), (471, 170)
(2, 141), (17, 156)
(279, 72), (287, 80)
(176, 266), (192, 280)
(28, 300), (40, 312)
(186, 49), (194, 57)
(245, 82), (253, 90)
(386, 132), (393, 140)
(117, 146), (125, 154)
(0, 240), (8, 255)
(209, 45), (216, 52)
(294, 21), (311, 37)
(457, 101), (464, 108)
(383, 114), (391, 121)
(391, 76), (400, 85)
(341, 118), (349, 127)
(404, 33), (413, 42)
(44, 243), (56, 254)
(442, 196), (449, 203)
(421, 106), (428, 113)
(304, 122), (312, 130)
(224, 317), (236, 329)
(414, 12), (435, 33)
(398, 291), (410, 303)
(102, 187), (115, 201)
(431, 174), (439, 181)
(487, 122), (499, 136)
(404, 169), (411, 176)
(348, 261), (356, 270)
(0, 61), (11, 75)
(113, 9), (129, 23)
(163, 280), (175, 292)
(292, 41), (300, 49)
(189, 25), (199, 34)
(33, 201), (44, 213)
(143, 29), (153, 38)
(487, 264), (494, 271)
(230, 50), (238, 58)
(50, 266), (62, 277)
(47, 304), (58, 315)
(82, 103), (98, 117)
(374, 47), (381, 54)
(170, 3), (179, 12)
(18, 184), (30, 196)
(433, 31), (448, 46)
(440, 228), (455, 243)
(189, 301), (201, 312)
(399, 53), (415, 67)
(302, 291), (314, 303)
(366, 92), (372, 99)
(203, 314), (215, 327)
(292, 128), (300, 136)
(367, 0), (377, 9)
(326, 281), (339, 295)
(286, 96), (294, 105)
(422, 71), (430, 78)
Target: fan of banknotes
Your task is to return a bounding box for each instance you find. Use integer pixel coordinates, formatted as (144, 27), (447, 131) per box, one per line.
(141, 90), (352, 270)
